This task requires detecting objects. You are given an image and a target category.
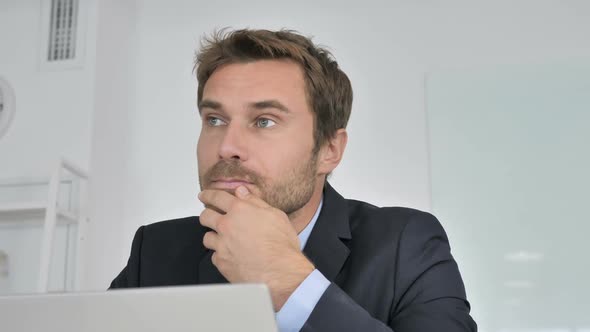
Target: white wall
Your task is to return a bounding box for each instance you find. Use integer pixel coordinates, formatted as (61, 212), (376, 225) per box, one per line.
(82, 0), (139, 290)
(0, 0), (98, 294)
(0, 0), (96, 178)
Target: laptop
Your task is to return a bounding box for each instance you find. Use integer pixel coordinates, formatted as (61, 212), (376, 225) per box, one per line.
(0, 284), (278, 332)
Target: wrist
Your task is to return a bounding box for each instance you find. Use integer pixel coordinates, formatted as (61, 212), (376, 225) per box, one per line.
(269, 253), (315, 311)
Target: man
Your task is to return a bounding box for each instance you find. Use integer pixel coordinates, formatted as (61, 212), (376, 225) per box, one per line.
(110, 29), (477, 331)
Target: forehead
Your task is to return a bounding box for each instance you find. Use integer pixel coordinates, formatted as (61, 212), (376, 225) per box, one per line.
(202, 60), (309, 109)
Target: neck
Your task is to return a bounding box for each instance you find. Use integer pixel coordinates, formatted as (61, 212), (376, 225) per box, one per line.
(289, 177), (325, 234)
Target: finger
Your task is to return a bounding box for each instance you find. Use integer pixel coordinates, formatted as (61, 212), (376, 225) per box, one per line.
(203, 203), (225, 215)
(198, 189), (238, 214)
(199, 207), (223, 232)
(235, 185), (270, 208)
(202, 231), (220, 251)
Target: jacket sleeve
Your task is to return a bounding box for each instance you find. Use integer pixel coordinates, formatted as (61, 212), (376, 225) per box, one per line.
(109, 226), (145, 289)
(301, 212), (477, 331)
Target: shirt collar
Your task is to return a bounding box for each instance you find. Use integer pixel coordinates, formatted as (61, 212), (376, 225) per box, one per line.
(297, 195), (324, 250)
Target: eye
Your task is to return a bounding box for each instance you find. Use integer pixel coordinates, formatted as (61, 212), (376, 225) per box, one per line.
(206, 116), (226, 127)
(255, 118), (276, 128)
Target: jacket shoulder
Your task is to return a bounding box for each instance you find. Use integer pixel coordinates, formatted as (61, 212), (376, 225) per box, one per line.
(346, 199), (438, 235)
(141, 216), (207, 252)
(142, 215), (203, 234)
(110, 216), (206, 288)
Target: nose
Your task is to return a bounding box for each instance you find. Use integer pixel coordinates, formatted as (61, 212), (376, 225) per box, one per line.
(218, 122), (249, 161)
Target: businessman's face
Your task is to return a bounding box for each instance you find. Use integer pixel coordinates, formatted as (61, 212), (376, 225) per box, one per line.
(197, 60), (319, 215)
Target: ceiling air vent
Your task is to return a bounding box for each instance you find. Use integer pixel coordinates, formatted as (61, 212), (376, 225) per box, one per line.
(47, 0), (79, 62)
(39, 0), (87, 70)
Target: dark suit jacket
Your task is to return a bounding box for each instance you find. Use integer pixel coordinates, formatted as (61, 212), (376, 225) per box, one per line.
(110, 182), (477, 331)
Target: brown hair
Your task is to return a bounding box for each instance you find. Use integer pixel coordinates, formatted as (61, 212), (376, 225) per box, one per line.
(194, 28), (353, 153)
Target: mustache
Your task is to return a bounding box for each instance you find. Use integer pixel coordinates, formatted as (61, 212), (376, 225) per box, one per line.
(203, 160), (263, 185)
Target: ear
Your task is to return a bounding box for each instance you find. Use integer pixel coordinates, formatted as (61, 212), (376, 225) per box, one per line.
(317, 129), (348, 176)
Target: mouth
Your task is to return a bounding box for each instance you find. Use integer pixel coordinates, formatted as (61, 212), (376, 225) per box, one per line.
(210, 178), (253, 190)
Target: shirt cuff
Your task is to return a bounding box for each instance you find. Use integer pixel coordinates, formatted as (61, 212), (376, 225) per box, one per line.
(275, 269), (330, 332)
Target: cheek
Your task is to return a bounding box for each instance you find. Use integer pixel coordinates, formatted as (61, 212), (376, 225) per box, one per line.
(263, 142), (309, 176)
(196, 135), (203, 160)
(197, 134), (215, 170)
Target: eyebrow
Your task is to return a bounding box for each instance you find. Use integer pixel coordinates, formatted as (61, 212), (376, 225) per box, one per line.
(198, 99), (222, 114)
(248, 100), (291, 113)
(198, 99), (291, 114)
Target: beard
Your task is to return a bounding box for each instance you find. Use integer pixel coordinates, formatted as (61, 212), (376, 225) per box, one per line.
(199, 152), (319, 217)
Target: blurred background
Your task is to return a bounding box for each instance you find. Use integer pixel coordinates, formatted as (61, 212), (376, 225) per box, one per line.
(0, 0), (589, 331)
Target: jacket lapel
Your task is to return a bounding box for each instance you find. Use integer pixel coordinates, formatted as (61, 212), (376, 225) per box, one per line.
(303, 182), (351, 282)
